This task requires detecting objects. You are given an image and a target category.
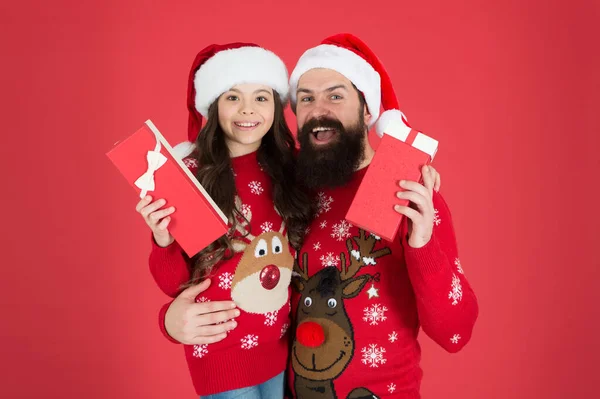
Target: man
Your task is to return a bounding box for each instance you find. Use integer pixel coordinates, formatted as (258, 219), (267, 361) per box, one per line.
(157, 34), (478, 398)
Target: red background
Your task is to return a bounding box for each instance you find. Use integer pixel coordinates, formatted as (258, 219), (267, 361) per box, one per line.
(2, 0), (599, 398)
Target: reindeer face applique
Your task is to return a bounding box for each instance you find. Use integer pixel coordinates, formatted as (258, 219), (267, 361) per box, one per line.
(291, 229), (391, 399)
(229, 197), (294, 315)
(292, 264), (358, 382)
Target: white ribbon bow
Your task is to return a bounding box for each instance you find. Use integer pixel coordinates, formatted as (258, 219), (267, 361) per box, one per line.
(134, 135), (168, 198)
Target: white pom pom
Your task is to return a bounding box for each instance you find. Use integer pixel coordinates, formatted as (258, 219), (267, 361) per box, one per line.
(172, 141), (196, 159)
(375, 109), (407, 138)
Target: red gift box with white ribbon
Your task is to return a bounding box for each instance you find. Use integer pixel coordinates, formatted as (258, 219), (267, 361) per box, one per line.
(346, 118), (439, 242)
(107, 120), (228, 256)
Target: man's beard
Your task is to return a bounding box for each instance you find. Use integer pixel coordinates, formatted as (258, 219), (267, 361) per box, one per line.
(295, 113), (366, 190)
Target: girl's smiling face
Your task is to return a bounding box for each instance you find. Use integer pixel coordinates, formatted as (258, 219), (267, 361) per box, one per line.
(217, 83), (275, 157)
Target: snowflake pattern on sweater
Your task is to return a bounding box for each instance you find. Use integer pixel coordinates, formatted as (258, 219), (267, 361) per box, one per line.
(150, 151), (294, 396)
(153, 158), (478, 398)
(288, 168), (478, 399)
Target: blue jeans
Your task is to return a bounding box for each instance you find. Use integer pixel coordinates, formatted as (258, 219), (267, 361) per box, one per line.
(200, 371), (284, 399)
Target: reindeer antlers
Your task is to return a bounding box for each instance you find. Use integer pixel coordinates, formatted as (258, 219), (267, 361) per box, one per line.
(273, 205), (286, 234)
(233, 196), (287, 238)
(233, 196), (255, 241)
(340, 229), (391, 281)
(293, 252), (309, 281)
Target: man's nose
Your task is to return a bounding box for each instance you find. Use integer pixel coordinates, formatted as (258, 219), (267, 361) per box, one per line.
(307, 100), (331, 120)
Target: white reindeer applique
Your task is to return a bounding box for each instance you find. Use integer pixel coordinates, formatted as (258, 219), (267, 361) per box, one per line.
(229, 196), (294, 315)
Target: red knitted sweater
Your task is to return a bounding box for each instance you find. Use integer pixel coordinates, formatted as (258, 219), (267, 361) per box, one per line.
(154, 164), (479, 398)
(285, 167), (478, 399)
(149, 150), (293, 396)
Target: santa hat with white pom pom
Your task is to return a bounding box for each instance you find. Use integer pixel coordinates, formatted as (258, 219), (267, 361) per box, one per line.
(289, 33), (410, 137)
(172, 42), (290, 159)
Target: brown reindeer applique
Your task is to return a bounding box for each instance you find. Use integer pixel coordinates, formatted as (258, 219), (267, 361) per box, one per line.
(229, 196), (294, 315)
(291, 229), (391, 399)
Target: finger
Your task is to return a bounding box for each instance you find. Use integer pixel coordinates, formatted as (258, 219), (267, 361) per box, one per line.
(428, 166), (441, 192)
(399, 180), (430, 200)
(396, 190), (431, 213)
(196, 319), (237, 335)
(422, 165), (434, 196)
(149, 206), (176, 223)
(135, 196), (153, 213)
(194, 308), (241, 325)
(186, 332), (228, 346)
(156, 216), (171, 231)
(180, 279), (212, 300)
(140, 199), (167, 218)
(393, 204), (422, 223)
(191, 301), (239, 318)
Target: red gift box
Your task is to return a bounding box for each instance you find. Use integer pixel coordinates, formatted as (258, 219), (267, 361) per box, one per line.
(106, 120), (228, 257)
(346, 119), (439, 242)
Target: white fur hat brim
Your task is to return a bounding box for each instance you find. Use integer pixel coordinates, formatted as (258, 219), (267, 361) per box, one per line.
(172, 141), (196, 159)
(194, 46), (290, 117)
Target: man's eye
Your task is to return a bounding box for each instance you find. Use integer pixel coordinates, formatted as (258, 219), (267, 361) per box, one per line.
(300, 96), (313, 102)
(331, 95), (342, 100)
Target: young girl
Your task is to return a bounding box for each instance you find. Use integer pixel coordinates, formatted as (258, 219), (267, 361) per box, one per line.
(136, 43), (313, 398)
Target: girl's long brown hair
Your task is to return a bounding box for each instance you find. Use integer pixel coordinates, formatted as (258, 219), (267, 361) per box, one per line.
(182, 90), (314, 288)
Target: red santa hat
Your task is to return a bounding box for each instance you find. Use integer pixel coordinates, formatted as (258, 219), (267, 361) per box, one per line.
(173, 42), (290, 158)
(289, 33), (409, 137)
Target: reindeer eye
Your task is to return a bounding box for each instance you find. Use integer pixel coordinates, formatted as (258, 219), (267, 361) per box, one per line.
(272, 236), (283, 254)
(254, 239), (268, 257)
(327, 298), (337, 308)
(304, 297), (313, 307)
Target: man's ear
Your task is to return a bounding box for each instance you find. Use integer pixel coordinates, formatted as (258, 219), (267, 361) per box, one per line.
(363, 103), (372, 126)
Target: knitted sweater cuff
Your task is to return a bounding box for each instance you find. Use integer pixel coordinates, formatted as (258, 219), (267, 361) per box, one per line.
(150, 233), (184, 261)
(403, 233), (448, 280)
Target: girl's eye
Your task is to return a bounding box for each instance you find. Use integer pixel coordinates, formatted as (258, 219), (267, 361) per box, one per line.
(226, 95), (238, 101)
(256, 96), (267, 102)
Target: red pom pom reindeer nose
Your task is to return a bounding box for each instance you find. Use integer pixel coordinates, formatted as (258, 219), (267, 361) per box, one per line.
(259, 265), (280, 290)
(296, 321), (325, 348)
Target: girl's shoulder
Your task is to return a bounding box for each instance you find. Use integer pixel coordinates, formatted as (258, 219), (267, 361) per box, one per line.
(182, 155), (200, 173)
